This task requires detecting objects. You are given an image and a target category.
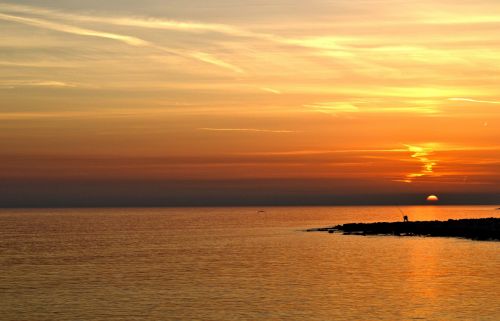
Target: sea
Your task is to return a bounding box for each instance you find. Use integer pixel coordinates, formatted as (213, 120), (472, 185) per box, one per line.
(0, 206), (498, 321)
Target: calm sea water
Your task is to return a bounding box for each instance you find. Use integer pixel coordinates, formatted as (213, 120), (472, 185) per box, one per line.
(0, 206), (498, 321)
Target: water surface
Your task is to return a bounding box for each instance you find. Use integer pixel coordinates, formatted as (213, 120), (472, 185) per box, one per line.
(0, 206), (498, 320)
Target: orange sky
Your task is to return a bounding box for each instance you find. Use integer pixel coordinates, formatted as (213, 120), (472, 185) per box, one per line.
(0, 1), (499, 206)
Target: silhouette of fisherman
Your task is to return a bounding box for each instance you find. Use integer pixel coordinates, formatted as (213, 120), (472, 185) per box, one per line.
(398, 207), (409, 222)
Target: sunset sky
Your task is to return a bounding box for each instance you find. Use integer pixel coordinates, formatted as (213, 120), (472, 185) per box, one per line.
(1, 0), (499, 206)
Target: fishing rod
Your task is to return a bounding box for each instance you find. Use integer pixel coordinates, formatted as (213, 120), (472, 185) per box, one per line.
(398, 205), (409, 222)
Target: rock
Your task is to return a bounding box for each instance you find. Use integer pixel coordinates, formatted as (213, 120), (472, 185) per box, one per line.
(310, 218), (500, 241)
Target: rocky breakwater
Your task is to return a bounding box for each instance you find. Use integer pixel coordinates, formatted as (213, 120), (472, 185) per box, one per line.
(307, 218), (500, 241)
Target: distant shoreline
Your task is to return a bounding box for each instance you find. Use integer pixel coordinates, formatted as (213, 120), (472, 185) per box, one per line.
(307, 218), (500, 241)
(0, 204), (499, 210)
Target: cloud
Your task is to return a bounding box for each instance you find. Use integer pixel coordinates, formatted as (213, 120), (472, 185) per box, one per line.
(198, 128), (295, 133)
(304, 102), (438, 115)
(281, 36), (349, 51)
(0, 2), (250, 36)
(0, 10), (243, 73)
(0, 2), (302, 44)
(188, 52), (244, 74)
(0, 13), (149, 46)
(419, 13), (500, 25)
(0, 60), (75, 68)
(260, 87), (282, 94)
(239, 148), (408, 156)
(0, 112), (83, 120)
(0, 107), (186, 120)
(0, 80), (77, 88)
(0, 2), (352, 54)
(400, 144), (437, 183)
(304, 102), (359, 115)
(448, 98), (500, 105)
(31, 81), (76, 87)
(1, 2), (498, 100)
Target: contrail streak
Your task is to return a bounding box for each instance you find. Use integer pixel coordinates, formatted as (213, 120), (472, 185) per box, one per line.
(448, 98), (500, 104)
(198, 128), (295, 133)
(0, 12), (243, 73)
(0, 12), (148, 46)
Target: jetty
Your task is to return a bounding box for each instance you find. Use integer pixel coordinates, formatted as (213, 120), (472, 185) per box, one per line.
(307, 218), (500, 241)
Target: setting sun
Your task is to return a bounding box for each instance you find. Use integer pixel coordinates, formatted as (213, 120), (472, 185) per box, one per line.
(426, 195), (439, 202)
